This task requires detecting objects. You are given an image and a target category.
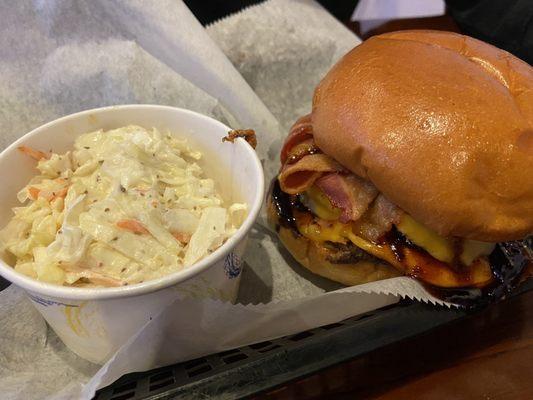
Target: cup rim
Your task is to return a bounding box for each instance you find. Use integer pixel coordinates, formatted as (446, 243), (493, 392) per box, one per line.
(0, 104), (265, 300)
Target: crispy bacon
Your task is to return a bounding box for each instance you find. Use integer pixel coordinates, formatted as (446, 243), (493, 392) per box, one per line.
(280, 115), (313, 164)
(222, 129), (257, 149)
(278, 115), (400, 240)
(284, 138), (318, 165)
(355, 195), (403, 242)
(315, 174), (378, 223)
(278, 154), (344, 194)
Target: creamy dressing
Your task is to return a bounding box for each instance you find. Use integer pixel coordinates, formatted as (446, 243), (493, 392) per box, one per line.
(0, 126), (247, 287)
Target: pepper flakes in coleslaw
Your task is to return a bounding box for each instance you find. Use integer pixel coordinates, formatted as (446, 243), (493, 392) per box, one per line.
(0, 125), (247, 287)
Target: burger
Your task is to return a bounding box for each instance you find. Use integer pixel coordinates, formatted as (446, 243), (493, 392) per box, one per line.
(267, 30), (533, 301)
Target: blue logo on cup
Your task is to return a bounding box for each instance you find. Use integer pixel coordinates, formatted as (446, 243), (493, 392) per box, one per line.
(224, 252), (242, 279)
(27, 293), (78, 307)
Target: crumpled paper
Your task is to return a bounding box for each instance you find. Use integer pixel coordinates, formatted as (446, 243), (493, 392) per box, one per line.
(0, 1), (453, 399)
(0, 286), (98, 399)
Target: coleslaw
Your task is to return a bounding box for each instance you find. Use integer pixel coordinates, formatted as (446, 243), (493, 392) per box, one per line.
(0, 125), (247, 287)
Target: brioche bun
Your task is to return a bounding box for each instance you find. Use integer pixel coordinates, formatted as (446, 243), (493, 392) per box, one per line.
(266, 196), (400, 285)
(312, 30), (533, 242)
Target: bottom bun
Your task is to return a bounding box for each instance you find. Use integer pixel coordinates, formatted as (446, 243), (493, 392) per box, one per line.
(267, 196), (400, 286)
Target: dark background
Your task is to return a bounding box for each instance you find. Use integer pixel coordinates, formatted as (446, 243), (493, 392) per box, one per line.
(184, 0), (533, 65)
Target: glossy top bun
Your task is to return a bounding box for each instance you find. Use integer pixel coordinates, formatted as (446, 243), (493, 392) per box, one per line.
(312, 30), (533, 242)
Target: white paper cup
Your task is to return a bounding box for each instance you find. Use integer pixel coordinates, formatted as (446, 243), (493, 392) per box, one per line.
(0, 105), (264, 364)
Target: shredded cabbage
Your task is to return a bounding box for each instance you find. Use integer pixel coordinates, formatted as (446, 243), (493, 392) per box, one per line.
(0, 125), (247, 287)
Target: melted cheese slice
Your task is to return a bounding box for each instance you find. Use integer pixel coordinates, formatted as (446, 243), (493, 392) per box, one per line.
(301, 188), (495, 267)
(295, 212), (394, 268)
(300, 186), (340, 221)
(397, 214), (495, 266)
(294, 210), (494, 288)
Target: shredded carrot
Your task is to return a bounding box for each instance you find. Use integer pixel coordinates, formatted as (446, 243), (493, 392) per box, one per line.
(50, 187), (69, 201)
(29, 185), (69, 202)
(18, 146), (50, 161)
(172, 232), (191, 244)
(64, 266), (125, 287)
(28, 187), (40, 200)
(116, 219), (149, 234)
(55, 178), (67, 184)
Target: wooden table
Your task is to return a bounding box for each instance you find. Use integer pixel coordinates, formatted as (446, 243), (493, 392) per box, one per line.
(261, 15), (532, 400)
(262, 290), (532, 400)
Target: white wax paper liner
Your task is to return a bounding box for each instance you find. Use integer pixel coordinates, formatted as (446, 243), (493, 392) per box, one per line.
(81, 277), (454, 398)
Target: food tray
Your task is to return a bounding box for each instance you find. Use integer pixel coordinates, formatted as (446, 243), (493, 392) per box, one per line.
(0, 274), (530, 400)
(92, 280), (532, 400)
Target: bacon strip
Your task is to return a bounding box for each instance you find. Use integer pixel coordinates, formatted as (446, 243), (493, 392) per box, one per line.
(279, 115), (401, 240)
(278, 154), (344, 194)
(280, 115), (313, 164)
(222, 129), (257, 149)
(355, 195), (403, 241)
(315, 174), (378, 223)
(284, 138), (318, 164)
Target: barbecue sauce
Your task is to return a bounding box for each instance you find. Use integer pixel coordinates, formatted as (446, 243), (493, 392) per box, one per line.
(424, 241), (531, 308)
(385, 229), (531, 308)
(270, 179), (304, 234)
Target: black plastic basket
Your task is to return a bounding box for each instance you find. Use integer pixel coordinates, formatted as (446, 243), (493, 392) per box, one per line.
(0, 255), (530, 400)
(92, 240), (533, 399)
(92, 278), (532, 400)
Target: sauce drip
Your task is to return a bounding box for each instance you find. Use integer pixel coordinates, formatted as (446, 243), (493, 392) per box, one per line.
(270, 179), (304, 234)
(385, 229), (531, 308)
(386, 228), (410, 262)
(451, 238), (465, 271)
(423, 241), (530, 308)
